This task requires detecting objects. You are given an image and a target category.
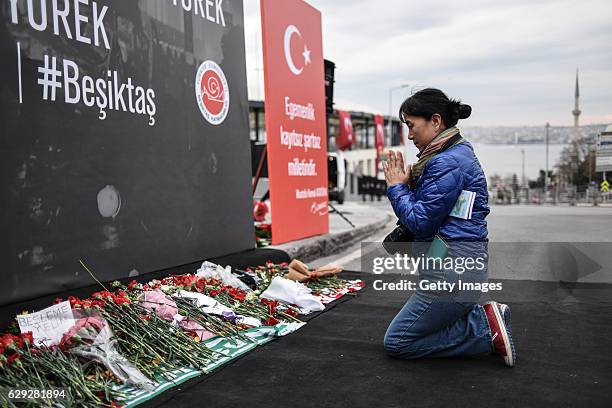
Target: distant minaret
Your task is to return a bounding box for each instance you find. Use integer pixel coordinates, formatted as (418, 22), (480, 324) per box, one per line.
(572, 69), (581, 139)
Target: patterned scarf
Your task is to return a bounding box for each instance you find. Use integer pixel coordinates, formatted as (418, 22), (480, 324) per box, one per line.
(411, 126), (463, 178)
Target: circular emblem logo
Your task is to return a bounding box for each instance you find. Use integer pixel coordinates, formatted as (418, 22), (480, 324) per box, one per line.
(195, 60), (229, 125)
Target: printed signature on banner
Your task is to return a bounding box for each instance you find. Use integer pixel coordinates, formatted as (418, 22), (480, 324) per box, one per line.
(310, 201), (328, 216)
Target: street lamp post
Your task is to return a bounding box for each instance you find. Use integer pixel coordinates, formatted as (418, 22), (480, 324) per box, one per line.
(521, 148), (525, 187)
(388, 84), (410, 120)
(388, 84), (410, 165)
(589, 142), (594, 185)
(545, 122), (550, 198)
(388, 84), (410, 142)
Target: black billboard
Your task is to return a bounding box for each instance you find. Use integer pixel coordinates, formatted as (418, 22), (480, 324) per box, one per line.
(0, 0), (253, 305)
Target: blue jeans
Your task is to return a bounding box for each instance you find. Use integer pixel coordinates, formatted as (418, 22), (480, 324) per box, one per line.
(384, 263), (494, 359)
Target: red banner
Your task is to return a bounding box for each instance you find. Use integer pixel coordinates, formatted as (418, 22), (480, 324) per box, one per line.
(260, 0), (329, 244)
(374, 114), (385, 171)
(336, 110), (355, 150)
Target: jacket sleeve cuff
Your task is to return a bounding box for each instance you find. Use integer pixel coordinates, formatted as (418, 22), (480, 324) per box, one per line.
(387, 183), (411, 201)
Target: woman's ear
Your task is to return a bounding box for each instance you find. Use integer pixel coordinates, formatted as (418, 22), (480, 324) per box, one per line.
(431, 113), (444, 131)
(431, 113), (441, 129)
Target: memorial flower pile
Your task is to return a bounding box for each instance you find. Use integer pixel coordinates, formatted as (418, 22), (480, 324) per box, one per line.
(55, 289), (220, 380)
(0, 260), (363, 407)
(122, 273), (301, 325)
(58, 311), (155, 391)
(139, 290), (215, 342)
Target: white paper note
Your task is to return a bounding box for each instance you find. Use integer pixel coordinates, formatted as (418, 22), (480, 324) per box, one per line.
(17, 301), (75, 346)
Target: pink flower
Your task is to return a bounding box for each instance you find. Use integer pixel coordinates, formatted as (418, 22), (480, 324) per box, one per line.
(140, 290), (178, 321)
(179, 319), (215, 341)
(59, 316), (106, 349)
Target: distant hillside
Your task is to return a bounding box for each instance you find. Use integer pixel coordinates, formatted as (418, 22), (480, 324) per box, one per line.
(461, 124), (607, 144)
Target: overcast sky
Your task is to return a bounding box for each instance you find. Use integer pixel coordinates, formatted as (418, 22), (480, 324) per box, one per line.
(243, 0), (612, 127)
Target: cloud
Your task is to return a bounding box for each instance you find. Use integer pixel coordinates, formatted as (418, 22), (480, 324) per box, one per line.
(244, 0), (612, 126)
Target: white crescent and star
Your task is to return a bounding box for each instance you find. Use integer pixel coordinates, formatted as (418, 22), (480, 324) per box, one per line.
(284, 25), (311, 76)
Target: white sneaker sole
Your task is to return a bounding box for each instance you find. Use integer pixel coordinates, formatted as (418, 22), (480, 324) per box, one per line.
(491, 303), (515, 367)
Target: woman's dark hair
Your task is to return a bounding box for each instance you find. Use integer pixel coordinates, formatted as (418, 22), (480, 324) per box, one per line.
(399, 88), (471, 128)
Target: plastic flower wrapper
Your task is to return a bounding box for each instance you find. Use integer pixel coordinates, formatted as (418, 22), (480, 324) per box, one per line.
(260, 276), (325, 314)
(196, 261), (253, 292)
(140, 290), (215, 341)
(59, 309), (155, 391)
(176, 290), (262, 328)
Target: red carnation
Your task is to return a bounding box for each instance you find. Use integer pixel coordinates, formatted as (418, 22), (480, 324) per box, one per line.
(7, 353), (20, 364)
(0, 334), (17, 351)
(22, 332), (34, 347)
(195, 278), (206, 292)
(127, 280), (138, 291)
(263, 317), (280, 326)
(68, 296), (83, 308)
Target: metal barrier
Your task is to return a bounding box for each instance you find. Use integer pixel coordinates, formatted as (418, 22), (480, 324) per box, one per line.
(357, 176), (387, 201)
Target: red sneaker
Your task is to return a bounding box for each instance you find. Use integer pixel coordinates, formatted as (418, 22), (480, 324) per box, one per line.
(483, 301), (516, 367)
(484, 301), (511, 329)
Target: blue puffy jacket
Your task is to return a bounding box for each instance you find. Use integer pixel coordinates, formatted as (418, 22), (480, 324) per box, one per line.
(387, 139), (490, 242)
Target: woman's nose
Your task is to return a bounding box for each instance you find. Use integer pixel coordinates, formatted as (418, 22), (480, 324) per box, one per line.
(406, 128), (413, 140)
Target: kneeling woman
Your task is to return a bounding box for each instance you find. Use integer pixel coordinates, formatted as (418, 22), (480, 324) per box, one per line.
(382, 88), (516, 366)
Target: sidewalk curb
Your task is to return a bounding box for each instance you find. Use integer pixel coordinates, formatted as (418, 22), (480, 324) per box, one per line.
(270, 210), (394, 263)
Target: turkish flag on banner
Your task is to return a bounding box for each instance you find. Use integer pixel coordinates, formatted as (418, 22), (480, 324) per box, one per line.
(336, 110), (355, 150)
(260, 0), (329, 245)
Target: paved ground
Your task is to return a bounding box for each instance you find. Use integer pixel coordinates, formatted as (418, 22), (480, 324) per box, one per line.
(487, 204), (612, 242)
(341, 199), (612, 241)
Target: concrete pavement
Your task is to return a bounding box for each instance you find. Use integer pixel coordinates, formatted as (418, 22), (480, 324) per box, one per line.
(487, 204), (612, 242)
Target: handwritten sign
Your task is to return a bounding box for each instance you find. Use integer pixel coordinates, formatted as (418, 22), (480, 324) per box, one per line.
(17, 301), (75, 346)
